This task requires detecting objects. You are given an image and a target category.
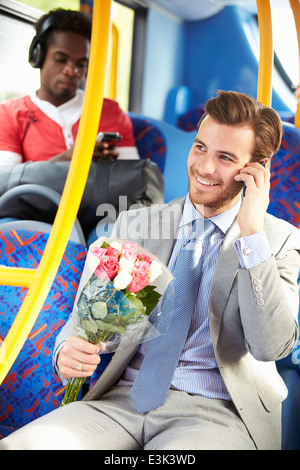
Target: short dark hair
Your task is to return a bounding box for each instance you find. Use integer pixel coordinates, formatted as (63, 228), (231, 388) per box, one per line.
(35, 8), (92, 46)
(197, 91), (282, 161)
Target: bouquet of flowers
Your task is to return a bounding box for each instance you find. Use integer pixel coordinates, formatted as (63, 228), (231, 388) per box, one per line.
(61, 238), (173, 406)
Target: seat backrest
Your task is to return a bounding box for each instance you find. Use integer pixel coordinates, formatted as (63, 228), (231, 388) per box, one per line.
(0, 229), (86, 438)
(177, 106), (205, 131)
(268, 123), (300, 228)
(164, 86), (197, 126)
(130, 115), (167, 173)
(129, 113), (196, 202)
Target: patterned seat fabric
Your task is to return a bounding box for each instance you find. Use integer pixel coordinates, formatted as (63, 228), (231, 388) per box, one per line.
(130, 116), (167, 173)
(268, 123), (300, 228)
(0, 230), (86, 438)
(176, 107), (205, 131)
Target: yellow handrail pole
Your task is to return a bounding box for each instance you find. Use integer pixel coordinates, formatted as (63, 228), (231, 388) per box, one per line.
(108, 24), (119, 99)
(0, 0), (112, 386)
(0, 266), (37, 287)
(289, 0), (300, 128)
(256, 0), (274, 106)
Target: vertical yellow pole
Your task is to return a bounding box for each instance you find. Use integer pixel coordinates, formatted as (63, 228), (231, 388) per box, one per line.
(0, 0), (112, 386)
(108, 24), (119, 100)
(289, 0), (300, 128)
(256, 0), (274, 106)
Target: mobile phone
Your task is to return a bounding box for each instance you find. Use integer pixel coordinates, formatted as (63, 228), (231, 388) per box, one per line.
(96, 132), (123, 147)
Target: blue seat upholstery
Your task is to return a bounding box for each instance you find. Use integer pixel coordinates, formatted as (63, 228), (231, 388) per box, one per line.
(130, 114), (167, 173)
(164, 86), (197, 127)
(129, 113), (196, 202)
(268, 123), (300, 228)
(177, 106), (205, 131)
(0, 229), (86, 438)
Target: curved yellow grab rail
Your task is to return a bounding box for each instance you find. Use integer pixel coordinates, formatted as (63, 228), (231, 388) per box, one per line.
(256, 0), (273, 107)
(290, 0), (300, 128)
(0, 0), (112, 386)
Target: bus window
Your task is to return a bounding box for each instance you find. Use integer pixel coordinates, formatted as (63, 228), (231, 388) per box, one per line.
(272, 5), (298, 91)
(0, 3), (40, 100)
(106, 2), (134, 111)
(18, 1), (80, 10)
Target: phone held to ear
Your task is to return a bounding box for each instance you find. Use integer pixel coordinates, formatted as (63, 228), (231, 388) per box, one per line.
(96, 132), (123, 148)
(243, 160), (266, 196)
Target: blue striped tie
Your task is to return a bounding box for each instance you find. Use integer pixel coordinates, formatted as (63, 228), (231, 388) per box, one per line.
(130, 218), (215, 414)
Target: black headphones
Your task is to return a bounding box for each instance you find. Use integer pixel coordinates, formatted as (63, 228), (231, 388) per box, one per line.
(28, 16), (55, 68)
(28, 10), (69, 69)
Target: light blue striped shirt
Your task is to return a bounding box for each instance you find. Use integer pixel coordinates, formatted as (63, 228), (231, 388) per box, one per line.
(119, 195), (272, 400)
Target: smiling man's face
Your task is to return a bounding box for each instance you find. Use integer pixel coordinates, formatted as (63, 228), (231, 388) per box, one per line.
(187, 115), (255, 217)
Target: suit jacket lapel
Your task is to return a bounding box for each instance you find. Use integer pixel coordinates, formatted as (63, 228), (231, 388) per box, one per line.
(143, 197), (185, 266)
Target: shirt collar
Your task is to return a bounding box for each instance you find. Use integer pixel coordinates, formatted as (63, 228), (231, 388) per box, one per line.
(180, 193), (241, 235)
(30, 89), (84, 128)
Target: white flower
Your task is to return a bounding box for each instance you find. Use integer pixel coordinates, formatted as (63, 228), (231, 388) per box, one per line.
(113, 271), (132, 290)
(148, 260), (162, 282)
(110, 241), (123, 252)
(119, 257), (135, 273)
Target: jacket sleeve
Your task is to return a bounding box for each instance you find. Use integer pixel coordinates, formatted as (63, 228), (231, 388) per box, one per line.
(239, 228), (300, 361)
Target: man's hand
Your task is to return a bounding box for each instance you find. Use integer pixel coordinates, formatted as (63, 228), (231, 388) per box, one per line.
(93, 141), (119, 161)
(234, 161), (270, 237)
(50, 142), (119, 162)
(57, 336), (101, 380)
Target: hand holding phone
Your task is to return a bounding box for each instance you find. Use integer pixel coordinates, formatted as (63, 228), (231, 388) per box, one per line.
(94, 132), (123, 160)
(234, 160), (270, 237)
(96, 132), (123, 148)
(242, 160), (265, 196)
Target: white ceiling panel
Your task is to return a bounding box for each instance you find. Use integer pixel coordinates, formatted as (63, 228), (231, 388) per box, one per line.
(142, 0), (293, 21)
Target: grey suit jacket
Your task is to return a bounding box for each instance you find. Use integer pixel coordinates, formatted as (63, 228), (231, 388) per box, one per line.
(54, 197), (300, 450)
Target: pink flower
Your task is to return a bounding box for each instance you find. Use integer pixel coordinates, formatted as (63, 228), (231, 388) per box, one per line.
(95, 246), (120, 281)
(90, 246), (106, 261)
(128, 254), (152, 293)
(121, 242), (137, 261)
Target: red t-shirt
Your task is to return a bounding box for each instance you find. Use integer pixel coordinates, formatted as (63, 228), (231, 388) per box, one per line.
(0, 95), (136, 162)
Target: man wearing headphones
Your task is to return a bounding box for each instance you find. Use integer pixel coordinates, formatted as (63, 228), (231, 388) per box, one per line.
(0, 8), (139, 165)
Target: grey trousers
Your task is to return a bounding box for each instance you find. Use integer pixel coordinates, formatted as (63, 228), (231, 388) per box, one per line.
(0, 386), (256, 450)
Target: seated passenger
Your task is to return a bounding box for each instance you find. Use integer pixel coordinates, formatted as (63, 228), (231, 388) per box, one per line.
(0, 92), (299, 450)
(0, 8), (139, 165)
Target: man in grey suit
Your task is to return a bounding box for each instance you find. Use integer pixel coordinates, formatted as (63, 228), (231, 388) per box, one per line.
(1, 91), (299, 450)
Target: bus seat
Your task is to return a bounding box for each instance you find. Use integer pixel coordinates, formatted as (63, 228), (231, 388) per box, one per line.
(130, 115), (167, 173)
(276, 276), (300, 450)
(268, 123), (300, 228)
(164, 86), (196, 127)
(0, 184), (86, 246)
(269, 122), (300, 449)
(129, 113), (196, 202)
(176, 106), (205, 131)
(0, 229), (87, 439)
(278, 111), (294, 125)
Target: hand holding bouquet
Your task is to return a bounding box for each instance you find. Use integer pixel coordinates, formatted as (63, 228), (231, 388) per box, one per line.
(61, 238), (172, 406)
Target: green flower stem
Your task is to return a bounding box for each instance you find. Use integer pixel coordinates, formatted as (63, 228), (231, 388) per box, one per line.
(60, 377), (86, 407)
